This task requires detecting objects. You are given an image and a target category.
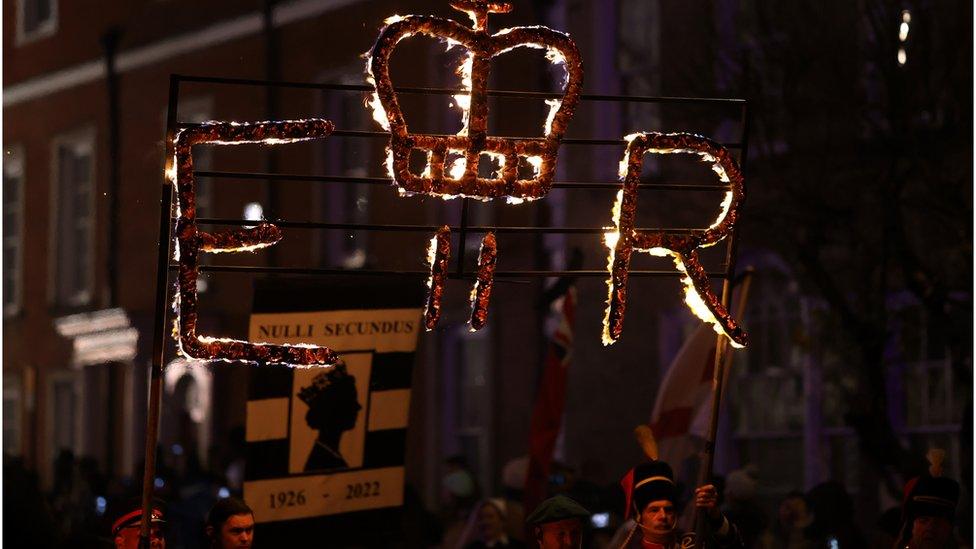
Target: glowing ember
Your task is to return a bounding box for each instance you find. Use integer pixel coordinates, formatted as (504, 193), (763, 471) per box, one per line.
(172, 119), (341, 366)
(603, 132), (748, 348)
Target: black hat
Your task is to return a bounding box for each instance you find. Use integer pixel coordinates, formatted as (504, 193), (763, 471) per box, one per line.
(110, 497), (167, 536)
(622, 461), (676, 518)
(526, 494), (590, 525)
(903, 474), (960, 523)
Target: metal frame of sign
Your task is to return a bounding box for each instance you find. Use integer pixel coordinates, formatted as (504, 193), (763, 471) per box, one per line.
(139, 73), (750, 543)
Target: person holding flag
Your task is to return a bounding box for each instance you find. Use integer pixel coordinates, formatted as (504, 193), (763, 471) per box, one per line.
(613, 426), (744, 549)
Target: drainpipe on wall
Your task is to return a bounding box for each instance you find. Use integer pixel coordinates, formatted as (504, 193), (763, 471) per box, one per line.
(101, 25), (123, 478)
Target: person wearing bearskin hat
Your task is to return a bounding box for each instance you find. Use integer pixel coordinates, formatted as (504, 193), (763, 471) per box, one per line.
(617, 460), (744, 549)
(616, 426), (744, 549)
(893, 449), (960, 549)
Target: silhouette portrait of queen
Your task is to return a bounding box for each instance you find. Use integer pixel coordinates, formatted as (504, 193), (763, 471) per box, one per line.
(297, 360), (362, 472)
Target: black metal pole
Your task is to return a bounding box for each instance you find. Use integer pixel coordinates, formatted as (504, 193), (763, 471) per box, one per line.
(263, 0), (280, 267)
(101, 26), (123, 307)
(139, 74), (180, 549)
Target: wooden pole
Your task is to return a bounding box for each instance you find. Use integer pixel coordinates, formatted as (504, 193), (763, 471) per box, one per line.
(693, 99), (750, 547)
(138, 183), (173, 548)
(139, 74), (180, 549)
(699, 280), (733, 482)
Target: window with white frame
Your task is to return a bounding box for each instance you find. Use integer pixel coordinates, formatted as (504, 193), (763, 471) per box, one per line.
(48, 372), (79, 460)
(3, 147), (25, 316)
(51, 129), (95, 307)
(17, 0), (58, 44)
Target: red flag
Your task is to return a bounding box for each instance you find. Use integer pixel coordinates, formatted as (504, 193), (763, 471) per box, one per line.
(523, 288), (576, 516)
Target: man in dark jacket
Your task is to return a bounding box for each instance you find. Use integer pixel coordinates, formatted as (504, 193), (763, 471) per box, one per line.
(205, 497), (254, 549)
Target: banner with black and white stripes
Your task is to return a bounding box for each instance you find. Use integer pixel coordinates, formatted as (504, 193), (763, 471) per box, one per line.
(244, 278), (422, 534)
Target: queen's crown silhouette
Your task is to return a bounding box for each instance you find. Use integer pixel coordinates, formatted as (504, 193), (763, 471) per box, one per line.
(367, 0), (583, 201)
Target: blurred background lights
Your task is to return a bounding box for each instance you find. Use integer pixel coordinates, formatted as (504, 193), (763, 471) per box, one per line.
(897, 9), (910, 66)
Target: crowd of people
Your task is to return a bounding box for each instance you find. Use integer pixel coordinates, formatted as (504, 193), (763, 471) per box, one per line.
(3, 446), (970, 548)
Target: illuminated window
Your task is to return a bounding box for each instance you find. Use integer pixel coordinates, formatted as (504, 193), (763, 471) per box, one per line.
(17, 0), (57, 44)
(3, 146), (25, 316)
(51, 128), (95, 307)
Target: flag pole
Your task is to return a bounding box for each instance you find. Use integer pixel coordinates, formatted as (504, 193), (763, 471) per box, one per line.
(693, 268), (753, 546)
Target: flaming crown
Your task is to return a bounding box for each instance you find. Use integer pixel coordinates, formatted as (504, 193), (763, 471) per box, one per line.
(366, 0), (583, 201)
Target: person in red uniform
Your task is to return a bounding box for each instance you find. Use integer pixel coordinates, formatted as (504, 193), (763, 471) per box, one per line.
(618, 461), (744, 549)
(110, 499), (167, 549)
(893, 451), (960, 549)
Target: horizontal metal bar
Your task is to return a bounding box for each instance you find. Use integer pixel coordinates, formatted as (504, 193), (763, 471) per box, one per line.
(194, 171), (731, 191)
(195, 218), (715, 234)
(175, 74), (746, 105)
(172, 264), (728, 278)
(175, 125), (742, 149)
